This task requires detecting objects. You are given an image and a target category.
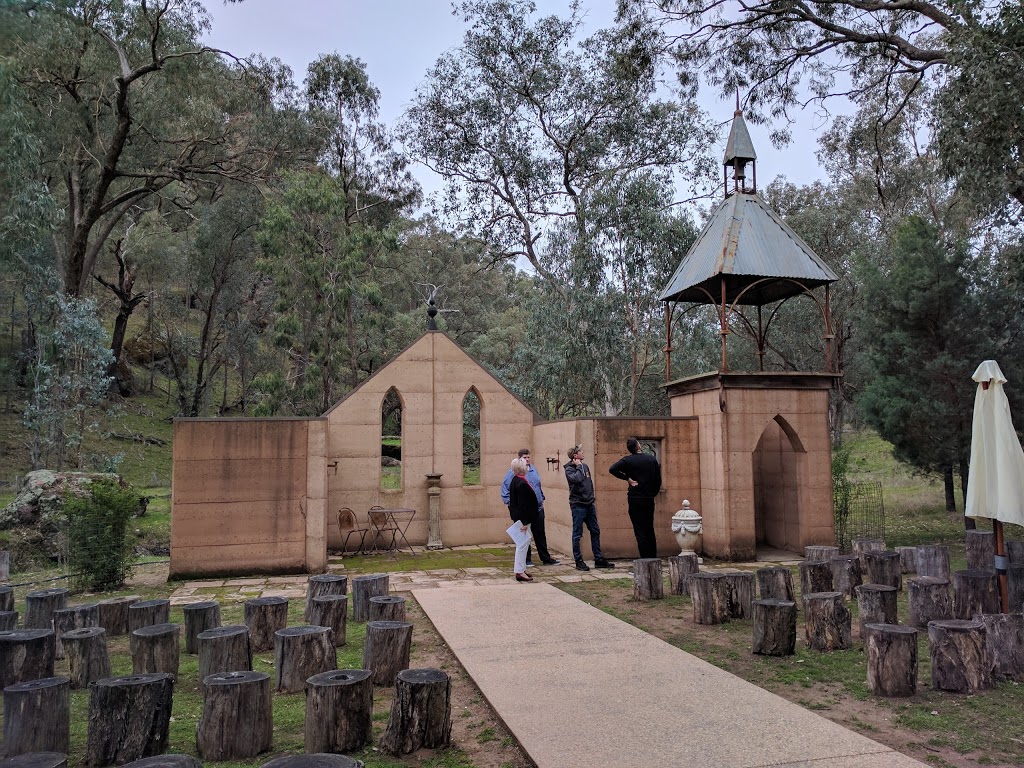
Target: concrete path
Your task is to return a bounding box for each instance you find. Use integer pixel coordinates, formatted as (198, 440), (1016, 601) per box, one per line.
(414, 582), (927, 768)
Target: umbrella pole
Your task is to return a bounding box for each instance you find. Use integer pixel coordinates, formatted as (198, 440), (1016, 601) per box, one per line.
(995, 519), (1009, 613)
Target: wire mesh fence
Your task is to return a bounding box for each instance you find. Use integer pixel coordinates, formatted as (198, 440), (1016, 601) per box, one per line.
(834, 480), (885, 553)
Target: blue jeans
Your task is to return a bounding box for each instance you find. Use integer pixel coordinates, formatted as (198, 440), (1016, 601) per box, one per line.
(571, 503), (604, 563)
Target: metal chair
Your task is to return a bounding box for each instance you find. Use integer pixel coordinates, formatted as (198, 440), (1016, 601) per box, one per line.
(368, 505), (399, 553)
(337, 507), (369, 554)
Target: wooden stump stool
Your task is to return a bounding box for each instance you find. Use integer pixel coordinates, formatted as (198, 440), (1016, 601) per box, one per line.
(363, 621), (413, 686)
(803, 592), (852, 651)
(62, 627), (111, 689)
(0, 753), (68, 768)
(907, 577), (952, 628)
(306, 574), (348, 606)
(1007, 540), (1024, 565)
(53, 604), (99, 660)
(799, 560), (833, 596)
(119, 756), (202, 768)
(131, 624), (180, 678)
(0, 586), (14, 613)
(975, 613), (1024, 681)
(127, 600), (170, 635)
(829, 555), (863, 599)
(369, 596), (407, 622)
(855, 584), (898, 636)
(852, 538), (885, 566)
(966, 530), (995, 572)
(752, 599), (796, 656)
(85, 673), (174, 767)
(804, 545), (839, 562)
(379, 668), (451, 755)
(97, 596), (140, 636)
(305, 669), (374, 753)
(916, 545), (951, 580)
(668, 553), (699, 596)
(183, 602), (221, 655)
(953, 569), (999, 618)
(896, 546), (918, 574)
(307, 596), (348, 646)
(723, 572), (755, 619)
(0, 630), (54, 688)
(261, 755), (363, 768)
(352, 574), (389, 623)
(689, 573), (730, 625)
(928, 619), (992, 693)
(756, 567), (794, 601)
(274, 626), (336, 694)
(864, 551), (902, 591)
(0, 611), (18, 631)
(197, 625), (252, 691)
(3, 677), (69, 756)
(632, 559), (664, 601)
(245, 597), (289, 653)
(196, 671), (273, 760)
(24, 589), (68, 630)
(863, 623), (917, 697)
(1008, 564), (1024, 614)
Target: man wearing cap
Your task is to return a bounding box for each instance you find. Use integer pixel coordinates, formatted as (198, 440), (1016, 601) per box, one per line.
(563, 445), (615, 572)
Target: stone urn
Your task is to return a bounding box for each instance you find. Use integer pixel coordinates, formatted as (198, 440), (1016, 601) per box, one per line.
(671, 500), (703, 555)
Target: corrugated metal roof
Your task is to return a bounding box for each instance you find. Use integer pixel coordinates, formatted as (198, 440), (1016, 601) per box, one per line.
(724, 112), (757, 164)
(659, 192), (839, 306)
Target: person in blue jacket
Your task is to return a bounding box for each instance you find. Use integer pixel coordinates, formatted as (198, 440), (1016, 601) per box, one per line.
(501, 448), (560, 566)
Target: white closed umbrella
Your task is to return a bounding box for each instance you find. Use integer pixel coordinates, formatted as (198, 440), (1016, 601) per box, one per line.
(965, 360), (1024, 611)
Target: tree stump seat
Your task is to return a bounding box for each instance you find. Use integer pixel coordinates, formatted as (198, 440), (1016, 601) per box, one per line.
(803, 591), (852, 651)
(804, 545), (839, 562)
(196, 671), (273, 760)
(855, 584), (898, 637)
(0, 629), (55, 689)
(363, 621), (413, 686)
(928, 619), (991, 693)
(632, 558), (664, 601)
(0, 611), (18, 631)
(829, 555), (863, 599)
(97, 596), (140, 636)
(895, 546), (918, 574)
(85, 673), (174, 767)
(53, 604), (99, 660)
(274, 626), (336, 694)
(379, 668), (451, 756)
(863, 550), (902, 591)
(0, 753), (68, 768)
(119, 756), (202, 768)
(907, 577), (951, 628)
(244, 597), (289, 653)
(689, 573), (730, 625)
(953, 569), (999, 618)
(3, 677), (70, 756)
(916, 545), (950, 580)
(668, 553), (699, 596)
(260, 755), (364, 768)
(799, 560), (833, 596)
(306, 574), (348, 606)
(351, 574), (389, 623)
(723, 571), (755, 619)
(305, 669), (374, 754)
(197, 625), (252, 692)
(752, 599), (796, 656)
(131, 623), (180, 678)
(127, 600), (170, 636)
(183, 601), (221, 655)
(368, 596), (407, 622)
(0, 586), (14, 614)
(863, 623), (918, 697)
(975, 613), (1024, 681)
(965, 530), (995, 572)
(62, 627), (111, 689)
(756, 567), (794, 602)
(852, 538), (885, 566)
(307, 595), (348, 647)
(24, 589), (68, 630)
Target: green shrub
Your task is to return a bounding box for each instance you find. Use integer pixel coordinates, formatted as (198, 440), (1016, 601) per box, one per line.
(62, 479), (139, 590)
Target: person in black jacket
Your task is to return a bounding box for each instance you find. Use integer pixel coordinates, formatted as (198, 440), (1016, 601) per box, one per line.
(508, 457), (538, 582)
(609, 437), (663, 558)
(563, 445), (615, 572)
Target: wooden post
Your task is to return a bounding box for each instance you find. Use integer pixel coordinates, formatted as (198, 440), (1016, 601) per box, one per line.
(855, 584), (898, 636)
(97, 595), (140, 636)
(974, 613), (1024, 681)
(804, 545), (839, 562)
(305, 669), (374, 753)
(131, 624), (180, 678)
(352, 574), (389, 623)
(244, 597), (289, 653)
(127, 599), (170, 635)
(197, 625), (252, 691)
(864, 624), (917, 697)
(953, 569), (999, 619)
(3, 676), (70, 756)
(668, 553), (699, 596)
(689, 573), (730, 625)
(273, 626), (336, 694)
(62, 627), (111, 689)
(85, 673), (174, 767)
(798, 561), (833, 596)
(895, 546), (918, 574)
(751, 599), (796, 656)
(829, 555), (863, 600)
(907, 577), (952, 628)
(369, 596), (407, 622)
(53, 603), (99, 660)
(307, 595), (348, 647)
(863, 550), (902, 591)
(928, 619), (992, 693)
(0, 585), (14, 612)
(0, 610), (18, 630)
(916, 545), (951, 580)
(196, 671), (273, 760)
(379, 668), (452, 755)
(965, 529), (995, 572)
(183, 601), (221, 655)
(756, 567), (794, 601)
(363, 620), (413, 686)
(24, 588), (69, 630)
(0, 629), (55, 688)
(803, 592), (852, 651)
(632, 558), (664, 601)
(723, 572), (755, 619)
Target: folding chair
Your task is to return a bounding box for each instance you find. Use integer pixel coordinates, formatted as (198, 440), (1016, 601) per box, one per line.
(337, 507), (369, 554)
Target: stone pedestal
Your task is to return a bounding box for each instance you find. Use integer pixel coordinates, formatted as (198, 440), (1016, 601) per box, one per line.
(426, 473), (443, 550)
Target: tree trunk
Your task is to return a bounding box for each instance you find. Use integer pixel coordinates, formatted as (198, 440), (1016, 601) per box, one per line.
(63, 627), (111, 689)
(751, 599), (796, 656)
(197, 625), (252, 691)
(916, 545), (950, 580)
(864, 623), (918, 697)
(965, 530), (995, 572)
(127, 600), (170, 637)
(855, 584), (898, 636)
(863, 550), (902, 591)
(244, 597), (289, 653)
(98, 595), (140, 636)
(307, 595), (348, 647)
(756, 567), (794, 601)
(183, 601), (221, 655)
(131, 624), (180, 678)
(362, 621), (413, 686)
(196, 671), (273, 760)
(953, 569), (999, 619)
(306, 574), (348, 606)
(85, 673), (174, 767)
(907, 577), (952, 628)
(352, 574), (389, 623)
(274, 626), (336, 694)
(799, 561), (833, 596)
(943, 464), (957, 514)
(689, 573), (730, 625)
(369, 596), (407, 622)
(975, 613), (1024, 681)
(305, 669), (374, 753)
(804, 546), (839, 562)
(25, 589), (69, 630)
(632, 558), (664, 601)
(0, 629), (55, 688)
(668, 554), (699, 596)
(379, 668), (452, 756)
(803, 592), (852, 651)
(928, 619), (991, 693)
(53, 603), (100, 661)
(3, 676), (70, 756)
(723, 572), (755, 619)
(829, 555), (863, 599)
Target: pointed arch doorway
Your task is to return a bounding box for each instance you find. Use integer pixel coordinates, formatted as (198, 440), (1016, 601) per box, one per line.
(752, 415), (806, 555)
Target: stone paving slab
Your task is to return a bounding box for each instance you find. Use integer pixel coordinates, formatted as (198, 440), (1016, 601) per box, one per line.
(413, 583), (927, 768)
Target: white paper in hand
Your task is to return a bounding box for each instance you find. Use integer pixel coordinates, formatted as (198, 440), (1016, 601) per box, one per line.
(506, 521), (531, 547)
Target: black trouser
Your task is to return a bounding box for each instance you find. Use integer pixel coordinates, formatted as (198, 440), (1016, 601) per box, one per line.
(528, 507), (552, 563)
(627, 497), (657, 559)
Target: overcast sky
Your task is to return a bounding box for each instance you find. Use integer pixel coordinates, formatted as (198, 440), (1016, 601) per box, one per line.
(203, 0), (834, 202)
